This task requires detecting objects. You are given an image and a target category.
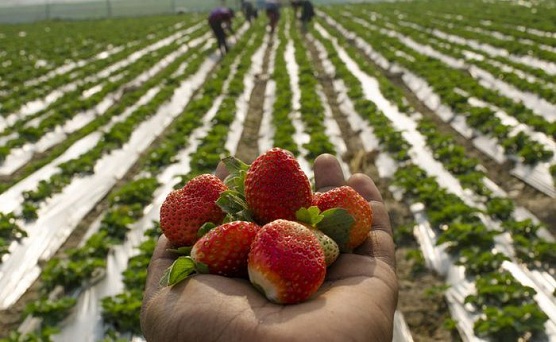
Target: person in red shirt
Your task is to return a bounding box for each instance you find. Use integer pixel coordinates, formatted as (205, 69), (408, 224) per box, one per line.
(208, 7), (235, 55)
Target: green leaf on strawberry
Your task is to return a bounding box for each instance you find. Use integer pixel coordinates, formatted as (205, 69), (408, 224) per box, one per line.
(216, 190), (253, 222)
(221, 156), (249, 193)
(316, 208), (355, 251)
(197, 222), (217, 237)
(161, 256), (196, 286)
(215, 156), (255, 221)
(296, 206), (324, 226)
(296, 206), (344, 266)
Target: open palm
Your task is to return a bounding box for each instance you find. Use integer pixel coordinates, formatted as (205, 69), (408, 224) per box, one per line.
(140, 154), (398, 342)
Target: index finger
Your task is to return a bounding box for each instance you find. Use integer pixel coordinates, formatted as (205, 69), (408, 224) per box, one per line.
(313, 153), (347, 192)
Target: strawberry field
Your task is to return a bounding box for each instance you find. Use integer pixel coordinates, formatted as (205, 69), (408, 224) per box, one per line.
(0, 0), (555, 341)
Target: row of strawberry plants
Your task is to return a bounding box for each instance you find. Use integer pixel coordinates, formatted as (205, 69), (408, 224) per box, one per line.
(0, 24), (257, 338)
(312, 20), (551, 340)
(0, 51), (220, 309)
(368, 1), (556, 65)
(0, 15), (194, 105)
(99, 22), (266, 339)
(20, 44), (209, 218)
(1, 21), (204, 128)
(314, 19), (555, 272)
(184, 24), (266, 179)
(370, 12), (556, 105)
(0, 213), (26, 261)
(384, 9), (556, 90)
(0, 30), (210, 182)
(0, 37), (211, 265)
(0, 19), (202, 117)
(318, 12), (556, 267)
(269, 18), (299, 155)
(417, 0), (556, 47)
(342, 7), (556, 143)
(0, 28), (209, 164)
(2, 178), (161, 341)
(323, 9), (556, 187)
(418, 1), (556, 53)
(289, 16), (335, 162)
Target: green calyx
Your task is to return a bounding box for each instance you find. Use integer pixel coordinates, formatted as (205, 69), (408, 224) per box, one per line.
(215, 156), (254, 222)
(160, 256), (209, 286)
(296, 206), (355, 253)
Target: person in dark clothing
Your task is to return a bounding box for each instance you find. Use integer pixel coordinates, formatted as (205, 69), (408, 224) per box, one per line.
(299, 0), (315, 33)
(208, 7), (235, 55)
(290, 0), (302, 17)
(265, 0), (280, 34)
(242, 0), (258, 23)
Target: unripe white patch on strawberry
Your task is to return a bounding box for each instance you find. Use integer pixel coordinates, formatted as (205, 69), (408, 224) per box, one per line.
(248, 268), (280, 303)
(311, 229), (340, 266)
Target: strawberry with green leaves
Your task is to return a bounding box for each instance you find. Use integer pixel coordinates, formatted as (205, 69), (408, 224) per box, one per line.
(160, 174), (228, 247)
(312, 186), (373, 252)
(248, 219), (326, 304)
(243, 148), (312, 225)
(296, 206), (341, 266)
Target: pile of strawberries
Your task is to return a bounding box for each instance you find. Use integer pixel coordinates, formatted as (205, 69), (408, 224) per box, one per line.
(159, 147), (373, 304)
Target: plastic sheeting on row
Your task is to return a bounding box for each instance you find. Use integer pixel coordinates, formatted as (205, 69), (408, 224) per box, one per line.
(0, 46), (219, 311)
(309, 27), (413, 342)
(0, 22), (204, 133)
(52, 26), (253, 341)
(317, 14), (556, 341)
(0, 29), (211, 176)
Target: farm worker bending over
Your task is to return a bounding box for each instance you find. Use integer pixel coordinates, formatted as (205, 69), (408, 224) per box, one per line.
(208, 7), (235, 55)
(299, 0), (315, 33)
(290, 0), (302, 17)
(242, 0), (258, 24)
(265, 0), (280, 34)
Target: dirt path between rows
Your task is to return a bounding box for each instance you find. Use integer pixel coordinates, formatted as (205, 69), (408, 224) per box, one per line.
(235, 34), (275, 164)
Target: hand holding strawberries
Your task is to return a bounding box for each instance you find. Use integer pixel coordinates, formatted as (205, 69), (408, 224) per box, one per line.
(140, 152), (398, 341)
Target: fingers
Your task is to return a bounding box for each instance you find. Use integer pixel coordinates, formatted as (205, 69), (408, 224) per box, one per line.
(215, 160), (229, 180)
(346, 173), (383, 202)
(314, 154), (346, 192)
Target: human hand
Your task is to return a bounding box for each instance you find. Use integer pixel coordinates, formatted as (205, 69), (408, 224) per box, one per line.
(140, 153), (398, 342)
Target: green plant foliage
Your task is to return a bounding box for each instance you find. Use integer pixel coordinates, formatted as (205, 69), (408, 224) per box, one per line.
(24, 297), (77, 326)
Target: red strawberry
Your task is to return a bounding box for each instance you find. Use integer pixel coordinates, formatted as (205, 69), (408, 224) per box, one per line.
(248, 219), (326, 304)
(244, 148), (312, 225)
(191, 221), (260, 277)
(160, 174), (228, 247)
(313, 186), (373, 252)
